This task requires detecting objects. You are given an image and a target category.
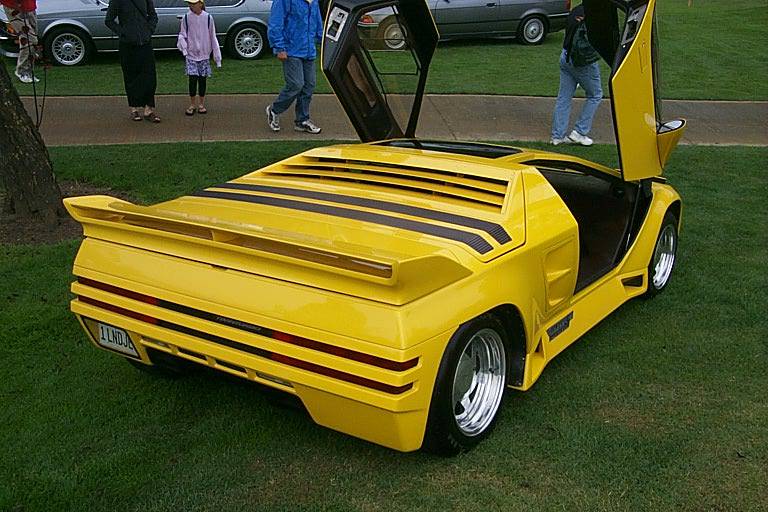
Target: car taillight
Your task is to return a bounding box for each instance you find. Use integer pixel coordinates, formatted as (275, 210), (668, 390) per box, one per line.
(77, 277), (418, 374)
(79, 277), (159, 306)
(79, 296), (159, 325)
(272, 330), (418, 371)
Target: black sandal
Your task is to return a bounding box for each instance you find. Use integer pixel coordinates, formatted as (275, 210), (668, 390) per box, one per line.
(131, 110), (142, 121)
(144, 111), (161, 123)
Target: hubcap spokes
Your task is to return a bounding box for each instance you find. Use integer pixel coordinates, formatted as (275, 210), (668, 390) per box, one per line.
(652, 224), (676, 289)
(526, 21), (543, 41)
(452, 328), (506, 436)
(236, 30), (262, 57)
(53, 34), (84, 64)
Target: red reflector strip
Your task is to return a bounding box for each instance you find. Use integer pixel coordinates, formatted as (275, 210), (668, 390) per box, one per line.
(76, 295), (412, 395)
(270, 354), (413, 395)
(78, 277), (158, 305)
(272, 331), (418, 372)
(78, 296), (159, 325)
(76, 277), (418, 372)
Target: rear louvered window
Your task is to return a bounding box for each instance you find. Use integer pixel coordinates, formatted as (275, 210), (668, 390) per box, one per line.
(264, 156), (509, 211)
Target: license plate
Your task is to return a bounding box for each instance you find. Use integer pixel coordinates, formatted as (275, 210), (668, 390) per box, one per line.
(97, 323), (138, 358)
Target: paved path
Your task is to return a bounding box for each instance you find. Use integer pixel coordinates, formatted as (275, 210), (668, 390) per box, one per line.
(23, 94), (768, 147)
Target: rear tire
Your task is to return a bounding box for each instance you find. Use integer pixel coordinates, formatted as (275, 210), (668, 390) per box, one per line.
(644, 211), (679, 297)
(517, 15), (547, 45)
(44, 26), (93, 66)
(423, 315), (510, 455)
(378, 17), (407, 50)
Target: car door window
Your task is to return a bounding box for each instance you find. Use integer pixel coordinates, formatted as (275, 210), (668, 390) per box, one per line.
(323, 0), (437, 142)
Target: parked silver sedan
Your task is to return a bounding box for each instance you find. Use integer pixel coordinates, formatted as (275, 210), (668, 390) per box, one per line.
(0, 0), (272, 66)
(360, 0), (569, 50)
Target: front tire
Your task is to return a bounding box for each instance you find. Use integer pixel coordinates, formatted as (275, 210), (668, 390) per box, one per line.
(645, 211), (679, 297)
(44, 26), (94, 66)
(423, 316), (510, 455)
(517, 15), (547, 45)
(226, 23), (268, 60)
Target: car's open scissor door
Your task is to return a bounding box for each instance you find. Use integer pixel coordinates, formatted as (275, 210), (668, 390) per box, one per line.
(584, 0), (686, 182)
(321, 0), (438, 142)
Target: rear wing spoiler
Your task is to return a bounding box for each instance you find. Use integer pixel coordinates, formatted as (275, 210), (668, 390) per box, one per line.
(64, 196), (471, 305)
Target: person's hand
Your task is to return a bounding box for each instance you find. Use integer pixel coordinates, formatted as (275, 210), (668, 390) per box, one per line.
(277, 51), (288, 61)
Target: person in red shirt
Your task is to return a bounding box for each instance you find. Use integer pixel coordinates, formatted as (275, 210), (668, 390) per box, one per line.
(1, 0), (38, 83)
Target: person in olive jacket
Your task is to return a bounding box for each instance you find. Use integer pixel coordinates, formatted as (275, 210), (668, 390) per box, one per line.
(105, 0), (161, 122)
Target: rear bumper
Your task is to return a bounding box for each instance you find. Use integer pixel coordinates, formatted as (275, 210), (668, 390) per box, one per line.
(547, 13), (568, 33)
(71, 276), (448, 452)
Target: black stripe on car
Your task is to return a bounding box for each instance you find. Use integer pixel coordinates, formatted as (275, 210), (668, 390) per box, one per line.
(209, 182), (512, 245)
(190, 189), (495, 254)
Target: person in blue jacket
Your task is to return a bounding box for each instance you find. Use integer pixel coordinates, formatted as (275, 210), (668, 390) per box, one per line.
(265, 0), (323, 134)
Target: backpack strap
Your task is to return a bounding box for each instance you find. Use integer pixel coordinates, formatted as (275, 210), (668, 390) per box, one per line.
(183, 12), (211, 33)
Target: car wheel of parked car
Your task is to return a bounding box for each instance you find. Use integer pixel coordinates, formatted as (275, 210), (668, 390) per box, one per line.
(227, 23), (268, 60)
(644, 211), (679, 297)
(423, 316), (509, 455)
(517, 15), (547, 45)
(44, 26), (93, 66)
(378, 17), (407, 50)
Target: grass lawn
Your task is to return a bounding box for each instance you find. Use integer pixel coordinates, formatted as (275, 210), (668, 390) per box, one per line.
(1, 141), (766, 511)
(6, 0), (768, 99)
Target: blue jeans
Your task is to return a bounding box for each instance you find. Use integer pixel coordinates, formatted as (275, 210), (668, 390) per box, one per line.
(551, 49), (603, 139)
(271, 57), (316, 125)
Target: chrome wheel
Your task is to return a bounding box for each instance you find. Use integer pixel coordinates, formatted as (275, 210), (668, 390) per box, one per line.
(381, 20), (406, 50)
(651, 223), (677, 289)
(51, 32), (85, 65)
(234, 26), (264, 59)
(519, 16), (545, 45)
(452, 328), (506, 437)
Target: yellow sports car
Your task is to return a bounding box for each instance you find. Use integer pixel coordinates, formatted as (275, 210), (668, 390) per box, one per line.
(65, 0), (685, 454)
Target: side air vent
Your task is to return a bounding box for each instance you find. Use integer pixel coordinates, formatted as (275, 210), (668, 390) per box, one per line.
(266, 156), (509, 211)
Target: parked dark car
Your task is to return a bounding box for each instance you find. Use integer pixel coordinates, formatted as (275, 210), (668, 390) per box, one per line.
(0, 0), (272, 66)
(359, 0), (569, 49)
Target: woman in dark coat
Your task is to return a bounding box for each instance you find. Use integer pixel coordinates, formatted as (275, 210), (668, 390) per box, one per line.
(105, 0), (161, 122)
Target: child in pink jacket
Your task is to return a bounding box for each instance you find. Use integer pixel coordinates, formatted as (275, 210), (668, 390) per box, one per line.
(177, 0), (222, 115)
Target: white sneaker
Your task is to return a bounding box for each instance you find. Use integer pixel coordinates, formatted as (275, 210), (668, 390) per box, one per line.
(266, 104), (280, 132)
(295, 119), (322, 134)
(568, 130), (594, 146)
(550, 137), (570, 146)
(15, 70), (32, 84)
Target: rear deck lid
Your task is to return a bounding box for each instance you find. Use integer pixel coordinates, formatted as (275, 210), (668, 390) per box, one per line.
(65, 145), (527, 305)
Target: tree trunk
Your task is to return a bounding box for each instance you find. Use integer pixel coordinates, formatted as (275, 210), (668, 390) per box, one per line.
(0, 58), (64, 227)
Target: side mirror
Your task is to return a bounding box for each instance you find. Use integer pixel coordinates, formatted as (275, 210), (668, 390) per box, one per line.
(657, 118), (686, 168)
